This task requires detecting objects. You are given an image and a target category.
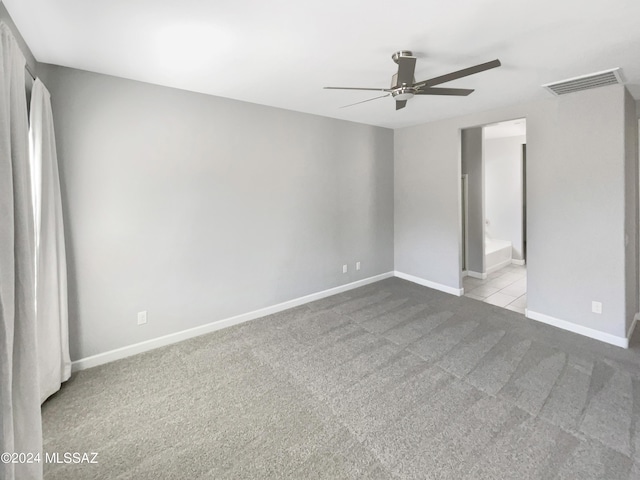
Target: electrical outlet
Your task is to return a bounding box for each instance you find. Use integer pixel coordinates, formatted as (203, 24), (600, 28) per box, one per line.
(591, 301), (602, 314)
(342, 264), (348, 274)
(356, 261), (361, 271)
(137, 310), (147, 325)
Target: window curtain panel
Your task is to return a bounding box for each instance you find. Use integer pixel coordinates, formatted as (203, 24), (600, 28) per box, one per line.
(30, 78), (71, 403)
(0, 23), (44, 480)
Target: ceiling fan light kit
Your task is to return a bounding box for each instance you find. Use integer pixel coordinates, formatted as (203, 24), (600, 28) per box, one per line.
(324, 50), (501, 110)
(391, 88), (415, 101)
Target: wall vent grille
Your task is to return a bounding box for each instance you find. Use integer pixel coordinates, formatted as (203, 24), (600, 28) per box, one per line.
(542, 68), (623, 96)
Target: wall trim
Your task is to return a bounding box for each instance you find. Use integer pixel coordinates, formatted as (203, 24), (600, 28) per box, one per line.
(72, 272), (633, 371)
(628, 312), (640, 342)
(72, 271), (394, 372)
(526, 309), (629, 348)
(466, 271), (487, 280)
(511, 259), (526, 266)
(486, 259), (512, 274)
(394, 271), (464, 297)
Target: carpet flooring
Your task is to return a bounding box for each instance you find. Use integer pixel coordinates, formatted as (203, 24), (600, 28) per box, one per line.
(42, 277), (640, 479)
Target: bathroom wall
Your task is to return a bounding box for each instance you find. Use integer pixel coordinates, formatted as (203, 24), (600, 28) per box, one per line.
(484, 134), (526, 260)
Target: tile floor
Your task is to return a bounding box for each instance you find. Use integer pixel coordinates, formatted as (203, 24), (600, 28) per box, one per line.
(463, 264), (527, 314)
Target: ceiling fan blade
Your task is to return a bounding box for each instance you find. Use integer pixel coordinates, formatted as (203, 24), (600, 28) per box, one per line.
(415, 87), (475, 96)
(396, 100), (407, 111)
(324, 86), (391, 92)
(340, 94), (390, 109)
(396, 56), (417, 86)
(415, 59), (501, 88)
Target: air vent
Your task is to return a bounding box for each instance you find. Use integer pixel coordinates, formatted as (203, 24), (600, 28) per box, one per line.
(542, 68), (623, 96)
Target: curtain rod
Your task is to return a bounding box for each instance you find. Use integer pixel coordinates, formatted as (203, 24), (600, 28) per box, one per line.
(0, 20), (36, 79)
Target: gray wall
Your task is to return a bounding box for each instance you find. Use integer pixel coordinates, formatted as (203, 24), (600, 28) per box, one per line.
(39, 64), (394, 360)
(394, 120), (461, 288)
(461, 128), (484, 274)
(529, 85), (628, 337)
(624, 88), (639, 333)
(395, 85), (636, 339)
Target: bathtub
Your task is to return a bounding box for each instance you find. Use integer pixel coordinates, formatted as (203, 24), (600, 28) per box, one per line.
(485, 237), (512, 273)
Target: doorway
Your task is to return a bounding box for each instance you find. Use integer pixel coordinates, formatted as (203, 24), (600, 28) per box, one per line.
(461, 118), (527, 313)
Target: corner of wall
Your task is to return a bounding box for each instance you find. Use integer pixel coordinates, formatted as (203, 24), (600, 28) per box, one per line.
(0, 2), (38, 73)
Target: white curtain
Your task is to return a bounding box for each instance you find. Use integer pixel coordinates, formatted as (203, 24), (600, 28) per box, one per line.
(30, 78), (71, 403)
(0, 23), (43, 480)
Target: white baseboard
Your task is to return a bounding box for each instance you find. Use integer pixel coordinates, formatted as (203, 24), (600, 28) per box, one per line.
(486, 258), (512, 274)
(72, 271), (394, 372)
(394, 271), (463, 297)
(511, 259), (526, 266)
(466, 271), (487, 280)
(628, 313), (640, 341)
(72, 272), (634, 372)
(526, 309), (629, 348)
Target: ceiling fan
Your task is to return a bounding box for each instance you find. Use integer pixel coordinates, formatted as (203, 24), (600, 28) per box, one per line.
(324, 51), (501, 110)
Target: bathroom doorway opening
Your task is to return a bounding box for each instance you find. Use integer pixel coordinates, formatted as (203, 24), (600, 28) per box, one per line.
(460, 118), (527, 314)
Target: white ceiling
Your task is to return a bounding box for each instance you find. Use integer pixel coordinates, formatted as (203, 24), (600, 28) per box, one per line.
(4, 0), (640, 129)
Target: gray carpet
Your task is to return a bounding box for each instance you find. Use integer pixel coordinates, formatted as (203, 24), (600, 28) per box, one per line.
(42, 277), (640, 479)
